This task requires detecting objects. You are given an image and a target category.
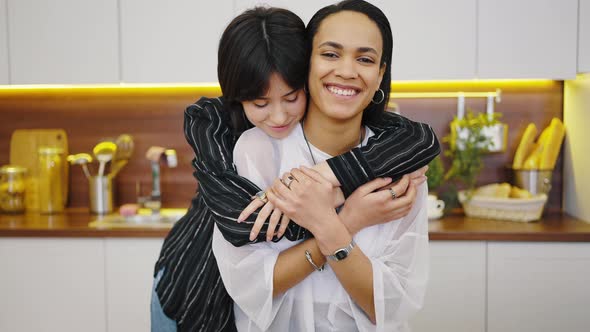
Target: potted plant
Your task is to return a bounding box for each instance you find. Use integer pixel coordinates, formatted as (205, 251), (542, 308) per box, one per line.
(439, 109), (495, 211)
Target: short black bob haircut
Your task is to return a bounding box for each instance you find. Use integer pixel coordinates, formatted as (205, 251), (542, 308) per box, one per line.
(217, 7), (307, 135)
(306, 0), (393, 124)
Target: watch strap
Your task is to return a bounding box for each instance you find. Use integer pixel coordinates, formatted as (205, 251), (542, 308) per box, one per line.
(327, 239), (356, 261)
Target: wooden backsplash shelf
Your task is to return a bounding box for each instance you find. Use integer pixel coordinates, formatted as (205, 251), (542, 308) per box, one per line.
(0, 82), (564, 210)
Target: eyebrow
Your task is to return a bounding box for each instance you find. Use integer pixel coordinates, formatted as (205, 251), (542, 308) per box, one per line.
(257, 88), (299, 99)
(318, 41), (378, 55)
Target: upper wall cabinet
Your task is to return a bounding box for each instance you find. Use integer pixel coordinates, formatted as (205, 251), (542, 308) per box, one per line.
(236, 0), (477, 81)
(7, 0), (119, 84)
(0, 0), (9, 84)
(376, 0), (476, 80)
(478, 0), (578, 79)
(235, 0), (336, 25)
(579, 0), (590, 73)
(120, 0), (234, 83)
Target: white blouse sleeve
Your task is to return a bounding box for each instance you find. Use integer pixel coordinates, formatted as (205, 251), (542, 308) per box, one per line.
(353, 184), (430, 331)
(212, 225), (288, 330)
(212, 128), (286, 330)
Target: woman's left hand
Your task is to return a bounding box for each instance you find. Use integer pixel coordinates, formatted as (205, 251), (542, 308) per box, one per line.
(238, 199), (291, 242)
(267, 166), (339, 234)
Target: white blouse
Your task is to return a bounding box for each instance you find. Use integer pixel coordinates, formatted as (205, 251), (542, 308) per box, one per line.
(212, 123), (429, 332)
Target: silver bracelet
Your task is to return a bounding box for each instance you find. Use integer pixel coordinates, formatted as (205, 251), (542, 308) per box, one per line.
(305, 250), (324, 272)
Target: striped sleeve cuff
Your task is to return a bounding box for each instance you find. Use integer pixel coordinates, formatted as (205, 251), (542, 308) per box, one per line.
(326, 147), (376, 197)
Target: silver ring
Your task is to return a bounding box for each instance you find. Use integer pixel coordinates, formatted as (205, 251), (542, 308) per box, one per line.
(389, 188), (397, 200)
(283, 175), (295, 189)
(254, 191), (268, 203)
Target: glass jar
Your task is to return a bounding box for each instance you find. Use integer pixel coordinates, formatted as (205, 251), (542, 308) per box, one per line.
(0, 165), (27, 214)
(38, 147), (65, 214)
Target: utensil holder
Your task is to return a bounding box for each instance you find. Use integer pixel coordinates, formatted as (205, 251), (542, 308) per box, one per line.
(512, 169), (553, 195)
(89, 176), (113, 214)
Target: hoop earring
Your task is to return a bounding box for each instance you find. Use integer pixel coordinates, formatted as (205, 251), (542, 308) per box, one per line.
(372, 89), (385, 104)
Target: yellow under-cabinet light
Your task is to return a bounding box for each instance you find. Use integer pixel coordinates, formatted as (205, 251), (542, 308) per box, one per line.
(0, 79), (556, 96)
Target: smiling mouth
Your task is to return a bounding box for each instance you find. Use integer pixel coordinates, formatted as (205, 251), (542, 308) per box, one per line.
(269, 124), (291, 131)
(325, 85), (360, 97)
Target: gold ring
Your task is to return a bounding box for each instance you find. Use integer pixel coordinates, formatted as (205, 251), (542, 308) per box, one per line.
(389, 188), (397, 200)
(254, 191), (268, 203)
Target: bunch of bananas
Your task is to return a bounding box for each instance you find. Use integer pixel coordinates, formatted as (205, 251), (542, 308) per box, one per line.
(512, 118), (565, 170)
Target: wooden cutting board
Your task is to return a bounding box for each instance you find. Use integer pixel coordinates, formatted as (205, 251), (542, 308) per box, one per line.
(9, 129), (69, 211)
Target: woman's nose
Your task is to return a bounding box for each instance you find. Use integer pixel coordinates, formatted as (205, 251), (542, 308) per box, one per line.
(335, 57), (358, 79)
(269, 106), (288, 124)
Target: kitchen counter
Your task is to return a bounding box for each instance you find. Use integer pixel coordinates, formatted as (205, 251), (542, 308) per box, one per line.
(1, 208), (590, 241)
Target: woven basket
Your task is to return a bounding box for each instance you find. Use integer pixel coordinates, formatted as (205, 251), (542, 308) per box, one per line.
(458, 191), (548, 222)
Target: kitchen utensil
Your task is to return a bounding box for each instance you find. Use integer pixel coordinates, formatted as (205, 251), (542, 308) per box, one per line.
(89, 175), (114, 214)
(38, 147), (65, 214)
(0, 165), (27, 214)
(110, 134), (134, 177)
(93, 141), (117, 177)
(67, 153), (93, 179)
(9, 129), (69, 211)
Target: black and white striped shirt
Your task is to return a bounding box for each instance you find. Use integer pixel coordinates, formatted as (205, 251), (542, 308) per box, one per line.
(154, 97), (440, 331)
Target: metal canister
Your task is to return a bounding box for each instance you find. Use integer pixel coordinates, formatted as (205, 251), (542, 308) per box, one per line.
(0, 165), (27, 214)
(38, 147), (65, 214)
(513, 169), (553, 195)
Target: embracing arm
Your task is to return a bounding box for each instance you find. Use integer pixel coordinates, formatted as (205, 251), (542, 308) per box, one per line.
(325, 111), (440, 196)
(184, 97), (271, 246)
(267, 167), (429, 326)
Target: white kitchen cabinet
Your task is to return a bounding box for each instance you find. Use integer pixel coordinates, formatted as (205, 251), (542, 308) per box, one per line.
(478, 0), (578, 79)
(236, 0), (477, 81)
(579, 0), (590, 73)
(487, 242), (590, 332)
(0, 0), (9, 84)
(105, 238), (164, 332)
(7, 0), (119, 84)
(375, 0), (476, 80)
(410, 241), (487, 332)
(120, 0), (234, 83)
(0, 238), (106, 332)
(235, 0), (336, 25)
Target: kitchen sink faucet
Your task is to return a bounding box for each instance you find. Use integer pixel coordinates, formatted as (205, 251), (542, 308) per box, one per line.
(142, 146), (178, 214)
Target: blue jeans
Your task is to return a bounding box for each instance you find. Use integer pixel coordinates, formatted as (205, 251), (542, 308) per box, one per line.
(151, 269), (177, 332)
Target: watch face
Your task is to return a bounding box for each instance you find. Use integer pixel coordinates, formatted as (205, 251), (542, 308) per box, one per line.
(334, 249), (348, 260)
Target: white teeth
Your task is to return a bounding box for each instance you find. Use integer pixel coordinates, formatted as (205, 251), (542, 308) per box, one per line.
(327, 86), (357, 96)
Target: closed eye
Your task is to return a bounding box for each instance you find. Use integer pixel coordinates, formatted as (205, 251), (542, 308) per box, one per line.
(253, 101), (268, 108)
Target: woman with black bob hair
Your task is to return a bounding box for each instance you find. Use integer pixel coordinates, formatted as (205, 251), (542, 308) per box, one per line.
(218, 7), (308, 136)
(152, 3), (438, 331)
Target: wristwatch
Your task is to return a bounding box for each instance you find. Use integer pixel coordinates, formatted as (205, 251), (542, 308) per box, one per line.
(327, 239), (356, 261)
